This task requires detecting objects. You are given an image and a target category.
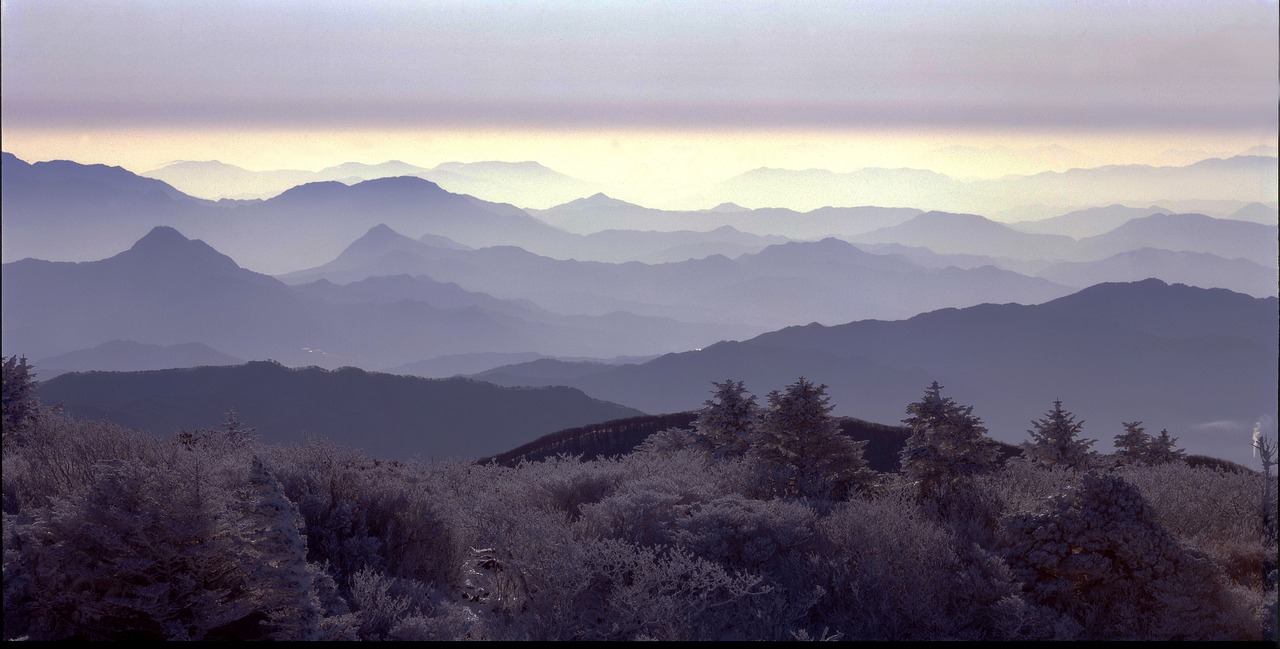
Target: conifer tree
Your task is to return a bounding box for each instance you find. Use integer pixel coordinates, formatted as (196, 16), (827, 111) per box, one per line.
(751, 377), (874, 500)
(693, 379), (759, 461)
(1022, 399), (1096, 470)
(235, 456), (322, 640)
(2, 355), (40, 442)
(1146, 429), (1186, 465)
(1113, 421), (1152, 465)
(900, 381), (999, 499)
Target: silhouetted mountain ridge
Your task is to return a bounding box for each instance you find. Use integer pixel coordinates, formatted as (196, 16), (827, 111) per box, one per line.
(38, 360), (645, 460)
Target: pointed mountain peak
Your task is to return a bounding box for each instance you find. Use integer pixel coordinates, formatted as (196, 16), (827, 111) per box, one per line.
(132, 225), (193, 248)
(364, 223), (402, 239)
(350, 223), (420, 248)
(117, 226), (242, 271)
(706, 202), (748, 213)
(555, 192), (640, 209)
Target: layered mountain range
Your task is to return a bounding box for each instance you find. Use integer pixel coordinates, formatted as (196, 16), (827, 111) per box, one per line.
(471, 279), (1277, 467)
(2, 150), (1275, 466)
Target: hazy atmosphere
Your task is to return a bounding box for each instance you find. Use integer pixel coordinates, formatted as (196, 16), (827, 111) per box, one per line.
(2, 0), (1278, 642)
(3, 0), (1276, 206)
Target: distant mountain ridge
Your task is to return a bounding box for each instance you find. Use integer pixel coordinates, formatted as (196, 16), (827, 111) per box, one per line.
(696, 155), (1278, 215)
(2, 226), (753, 368)
(35, 340), (244, 380)
(281, 224), (1072, 330)
(479, 279), (1276, 468)
(38, 361), (644, 460)
(143, 158), (601, 208)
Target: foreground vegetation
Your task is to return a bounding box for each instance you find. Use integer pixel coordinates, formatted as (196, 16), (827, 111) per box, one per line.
(2, 357), (1276, 640)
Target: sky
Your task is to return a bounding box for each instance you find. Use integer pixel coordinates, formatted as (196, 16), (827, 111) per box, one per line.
(2, 0), (1277, 203)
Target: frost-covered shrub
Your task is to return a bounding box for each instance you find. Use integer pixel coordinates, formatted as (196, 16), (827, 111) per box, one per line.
(978, 456), (1079, 517)
(814, 484), (1022, 640)
(1116, 462), (1276, 590)
(1002, 471), (1260, 640)
(516, 454), (631, 520)
(577, 474), (720, 547)
(665, 495), (824, 638)
(2, 409), (167, 514)
(262, 441), (459, 591)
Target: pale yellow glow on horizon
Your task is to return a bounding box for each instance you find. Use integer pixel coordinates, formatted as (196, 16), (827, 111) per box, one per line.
(2, 126), (1273, 210)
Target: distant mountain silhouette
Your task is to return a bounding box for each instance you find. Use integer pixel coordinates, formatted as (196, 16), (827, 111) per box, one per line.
(699, 156), (1278, 215)
(38, 361), (644, 460)
(1010, 204), (1170, 238)
(472, 358), (627, 385)
(386, 352), (552, 378)
(1074, 213), (1278, 268)
(852, 211), (1076, 260)
(282, 226), (1071, 329)
(701, 166), (963, 212)
(1, 226), (344, 366)
(144, 158), (599, 208)
(530, 197), (922, 239)
(531, 225), (790, 263)
(3, 153), (584, 273)
(4, 224), (758, 367)
(2, 152), (210, 263)
(427, 161), (601, 208)
(143, 160), (317, 200)
(493, 280), (1276, 467)
(1226, 202), (1279, 225)
(35, 340), (243, 379)
(1036, 249), (1278, 298)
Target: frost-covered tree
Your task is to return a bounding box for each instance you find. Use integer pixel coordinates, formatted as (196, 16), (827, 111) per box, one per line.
(750, 378), (874, 500)
(1113, 421), (1152, 465)
(1147, 428), (1186, 465)
(1021, 399), (1096, 470)
(692, 380), (759, 461)
(900, 382), (999, 500)
(8, 457), (256, 640)
(2, 355), (39, 442)
(234, 456), (322, 640)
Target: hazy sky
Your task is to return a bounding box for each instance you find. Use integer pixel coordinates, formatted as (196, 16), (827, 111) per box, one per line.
(2, 0), (1276, 198)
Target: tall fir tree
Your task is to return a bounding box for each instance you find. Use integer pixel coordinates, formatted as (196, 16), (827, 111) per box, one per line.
(900, 381), (999, 499)
(235, 456), (322, 641)
(1113, 421), (1153, 465)
(1146, 429), (1186, 465)
(2, 355), (40, 442)
(1022, 399), (1096, 470)
(692, 379), (759, 461)
(751, 377), (874, 500)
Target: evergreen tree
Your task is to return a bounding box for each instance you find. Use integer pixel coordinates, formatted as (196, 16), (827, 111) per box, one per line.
(235, 456), (322, 640)
(1146, 429), (1186, 465)
(1021, 399), (1096, 470)
(10, 457), (255, 640)
(900, 382), (999, 499)
(2, 355), (40, 442)
(693, 380), (759, 461)
(1113, 421), (1152, 465)
(751, 377), (874, 500)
